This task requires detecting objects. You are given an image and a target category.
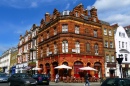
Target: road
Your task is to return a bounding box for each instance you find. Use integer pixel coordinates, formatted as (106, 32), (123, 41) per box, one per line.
(0, 82), (101, 86)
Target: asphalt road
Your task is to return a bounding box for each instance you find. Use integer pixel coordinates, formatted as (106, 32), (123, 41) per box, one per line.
(0, 82), (101, 86)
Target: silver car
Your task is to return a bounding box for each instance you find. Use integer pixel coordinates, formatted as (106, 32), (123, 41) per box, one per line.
(0, 73), (9, 82)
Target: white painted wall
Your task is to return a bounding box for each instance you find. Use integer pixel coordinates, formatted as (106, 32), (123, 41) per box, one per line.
(114, 26), (130, 78)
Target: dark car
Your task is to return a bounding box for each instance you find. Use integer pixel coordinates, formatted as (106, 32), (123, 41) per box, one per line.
(32, 74), (49, 85)
(101, 77), (130, 86)
(0, 73), (9, 82)
(8, 73), (37, 86)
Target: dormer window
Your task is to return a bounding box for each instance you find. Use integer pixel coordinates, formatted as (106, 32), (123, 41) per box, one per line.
(75, 12), (79, 17)
(75, 26), (79, 34)
(93, 18), (96, 22)
(47, 31), (49, 39)
(54, 27), (57, 35)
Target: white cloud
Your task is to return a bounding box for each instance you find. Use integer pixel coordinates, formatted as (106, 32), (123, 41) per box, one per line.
(92, 0), (130, 26)
(0, 0), (54, 8)
(65, 3), (70, 10)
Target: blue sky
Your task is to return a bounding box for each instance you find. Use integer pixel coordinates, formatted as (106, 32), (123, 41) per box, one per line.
(0, 0), (130, 55)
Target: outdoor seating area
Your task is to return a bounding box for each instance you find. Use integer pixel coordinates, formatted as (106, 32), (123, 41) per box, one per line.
(58, 76), (99, 83)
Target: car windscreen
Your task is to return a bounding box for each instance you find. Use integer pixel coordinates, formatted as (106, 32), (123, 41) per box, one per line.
(0, 74), (8, 77)
(20, 74), (32, 78)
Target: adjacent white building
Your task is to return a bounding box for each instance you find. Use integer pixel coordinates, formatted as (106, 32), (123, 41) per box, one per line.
(115, 26), (130, 78)
(0, 48), (16, 74)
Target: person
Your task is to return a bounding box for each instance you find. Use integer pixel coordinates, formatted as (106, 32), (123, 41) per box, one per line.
(84, 73), (90, 86)
(55, 73), (59, 83)
(47, 72), (51, 82)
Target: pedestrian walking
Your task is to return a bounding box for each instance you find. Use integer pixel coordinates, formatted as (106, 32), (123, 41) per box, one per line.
(55, 73), (59, 83)
(84, 72), (90, 86)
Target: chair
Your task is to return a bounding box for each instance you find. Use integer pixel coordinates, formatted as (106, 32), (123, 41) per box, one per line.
(77, 77), (82, 83)
(69, 76), (74, 83)
(64, 76), (70, 83)
(62, 76), (66, 82)
(81, 77), (85, 83)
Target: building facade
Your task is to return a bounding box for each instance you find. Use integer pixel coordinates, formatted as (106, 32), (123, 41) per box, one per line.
(9, 47), (18, 74)
(101, 21), (116, 78)
(115, 26), (130, 78)
(0, 47), (16, 74)
(16, 24), (39, 73)
(38, 4), (105, 81)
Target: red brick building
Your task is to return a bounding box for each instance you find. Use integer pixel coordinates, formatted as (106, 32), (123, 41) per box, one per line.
(38, 4), (105, 81)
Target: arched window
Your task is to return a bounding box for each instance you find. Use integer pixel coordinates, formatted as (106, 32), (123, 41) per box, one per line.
(94, 44), (98, 55)
(86, 43), (90, 52)
(75, 41), (80, 53)
(62, 40), (68, 53)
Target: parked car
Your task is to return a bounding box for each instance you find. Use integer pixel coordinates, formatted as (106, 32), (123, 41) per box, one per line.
(32, 74), (49, 85)
(8, 73), (37, 86)
(101, 77), (130, 86)
(0, 73), (9, 82)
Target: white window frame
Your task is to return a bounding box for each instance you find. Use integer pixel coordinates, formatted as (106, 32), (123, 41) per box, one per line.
(62, 41), (68, 53)
(46, 47), (49, 56)
(54, 44), (57, 54)
(104, 28), (107, 35)
(106, 55), (109, 62)
(62, 25), (68, 33)
(110, 42), (113, 48)
(75, 42), (80, 53)
(54, 28), (57, 35)
(94, 44), (98, 54)
(105, 41), (108, 48)
(111, 56), (115, 62)
(109, 30), (112, 36)
(94, 30), (97, 37)
(75, 26), (79, 34)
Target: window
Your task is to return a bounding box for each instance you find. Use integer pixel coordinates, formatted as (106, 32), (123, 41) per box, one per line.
(75, 26), (79, 34)
(110, 42), (113, 48)
(125, 54), (127, 61)
(126, 42), (127, 49)
(109, 29), (112, 36)
(93, 18), (96, 22)
(62, 41), (68, 53)
(41, 49), (43, 58)
(122, 33), (125, 37)
(54, 43), (58, 54)
(62, 24), (68, 33)
(94, 44), (98, 55)
(75, 42), (80, 53)
(41, 34), (43, 42)
(47, 31), (49, 39)
(46, 47), (49, 56)
(54, 27), (57, 35)
(122, 42), (124, 48)
(119, 41), (120, 48)
(94, 30), (97, 37)
(86, 43), (90, 52)
(75, 12), (78, 17)
(119, 32), (121, 36)
(104, 41), (108, 48)
(25, 36), (28, 42)
(111, 56), (115, 62)
(104, 28), (107, 35)
(106, 55), (109, 62)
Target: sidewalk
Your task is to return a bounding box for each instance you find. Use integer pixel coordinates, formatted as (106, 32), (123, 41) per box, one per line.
(49, 81), (100, 86)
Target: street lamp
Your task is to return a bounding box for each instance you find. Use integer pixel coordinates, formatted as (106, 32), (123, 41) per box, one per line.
(116, 54), (123, 78)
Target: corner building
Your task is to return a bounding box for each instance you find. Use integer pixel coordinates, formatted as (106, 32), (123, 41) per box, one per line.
(38, 4), (105, 81)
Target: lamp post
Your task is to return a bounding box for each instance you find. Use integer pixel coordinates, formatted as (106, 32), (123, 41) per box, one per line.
(116, 54), (123, 78)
